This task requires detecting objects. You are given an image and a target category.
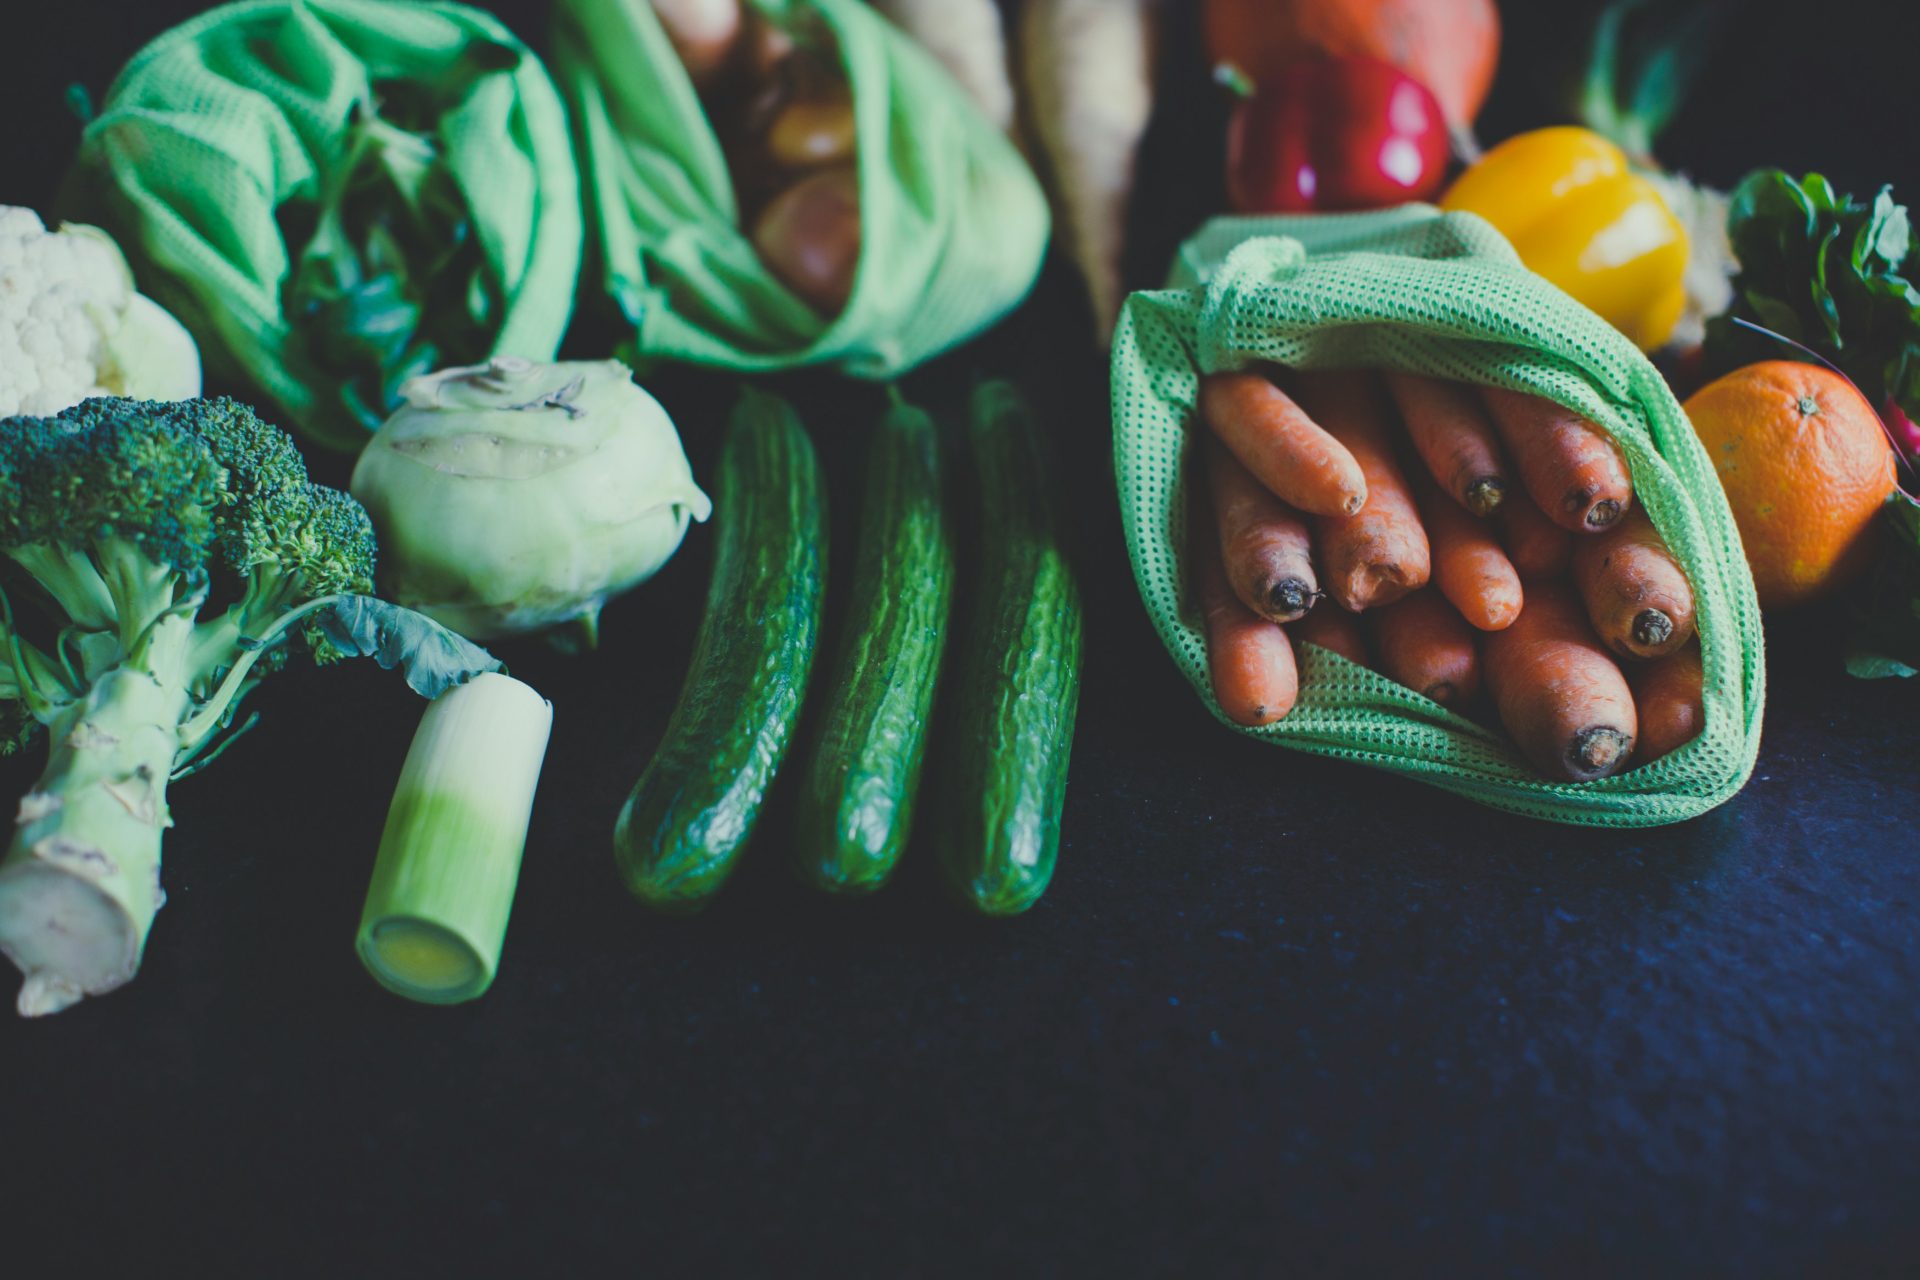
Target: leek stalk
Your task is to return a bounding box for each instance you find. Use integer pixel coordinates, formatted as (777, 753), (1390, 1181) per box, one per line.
(357, 672), (552, 1004)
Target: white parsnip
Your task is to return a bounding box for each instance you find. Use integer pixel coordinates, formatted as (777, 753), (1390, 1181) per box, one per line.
(1018, 0), (1159, 345)
(871, 0), (1015, 132)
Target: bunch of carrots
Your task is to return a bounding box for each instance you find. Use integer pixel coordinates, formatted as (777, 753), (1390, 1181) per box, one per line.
(1194, 368), (1704, 783)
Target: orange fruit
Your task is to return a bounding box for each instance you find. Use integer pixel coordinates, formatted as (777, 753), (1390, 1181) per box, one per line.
(1683, 361), (1897, 609)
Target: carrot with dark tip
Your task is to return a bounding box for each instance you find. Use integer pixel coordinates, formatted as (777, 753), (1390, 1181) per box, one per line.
(1204, 437), (1321, 622)
(1290, 602), (1370, 668)
(1497, 491), (1574, 580)
(1368, 588), (1482, 708)
(1291, 371), (1431, 612)
(1193, 507), (1298, 725)
(1479, 385), (1634, 533)
(1626, 641), (1704, 765)
(1483, 581), (1638, 782)
(1200, 370), (1368, 517)
(1571, 505), (1695, 660)
(1412, 469), (1523, 631)
(1385, 372), (1512, 516)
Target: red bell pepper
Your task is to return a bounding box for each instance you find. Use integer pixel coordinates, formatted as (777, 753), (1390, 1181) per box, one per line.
(1224, 56), (1450, 214)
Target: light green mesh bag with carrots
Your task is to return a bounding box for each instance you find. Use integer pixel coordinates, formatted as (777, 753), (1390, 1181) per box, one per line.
(1112, 209), (1766, 827)
(551, 0), (1049, 379)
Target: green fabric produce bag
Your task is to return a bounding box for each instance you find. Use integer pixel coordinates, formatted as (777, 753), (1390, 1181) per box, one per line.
(1112, 209), (1766, 827)
(552, 0), (1048, 380)
(62, 0), (583, 451)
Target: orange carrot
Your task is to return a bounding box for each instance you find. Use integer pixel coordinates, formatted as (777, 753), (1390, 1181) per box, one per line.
(1626, 641), (1704, 765)
(1497, 491), (1574, 580)
(1200, 370), (1368, 517)
(1194, 513), (1299, 725)
(1571, 505), (1696, 660)
(1289, 602), (1370, 668)
(1384, 372), (1512, 515)
(1205, 437), (1321, 622)
(1483, 581), (1638, 782)
(1411, 470), (1523, 631)
(1291, 371), (1431, 611)
(1480, 385), (1634, 532)
(1368, 588), (1482, 708)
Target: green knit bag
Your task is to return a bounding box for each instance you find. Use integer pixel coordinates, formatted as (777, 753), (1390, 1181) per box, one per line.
(62, 0), (583, 451)
(552, 0), (1049, 380)
(1112, 209), (1766, 826)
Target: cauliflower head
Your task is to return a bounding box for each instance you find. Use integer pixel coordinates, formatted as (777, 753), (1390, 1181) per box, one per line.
(0, 206), (202, 416)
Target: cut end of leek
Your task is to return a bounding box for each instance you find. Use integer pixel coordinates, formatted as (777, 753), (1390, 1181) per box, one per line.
(356, 673), (552, 1007)
(357, 917), (486, 1005)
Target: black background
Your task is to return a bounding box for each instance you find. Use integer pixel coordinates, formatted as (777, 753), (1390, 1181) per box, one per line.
(4, 1), (1918, 1274)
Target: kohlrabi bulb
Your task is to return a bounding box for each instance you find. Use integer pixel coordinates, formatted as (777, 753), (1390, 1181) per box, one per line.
(350, 358), (712, 641)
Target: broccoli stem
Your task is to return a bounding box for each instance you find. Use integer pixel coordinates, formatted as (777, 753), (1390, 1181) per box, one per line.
(7, 545), (116, 633)
(0, 615), (192, 1016)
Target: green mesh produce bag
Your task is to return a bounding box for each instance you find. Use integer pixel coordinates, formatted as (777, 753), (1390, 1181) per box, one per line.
(62, 0), (582, 450)
(1112, 209), (1766, 827)
(552, 0), (1048, 379)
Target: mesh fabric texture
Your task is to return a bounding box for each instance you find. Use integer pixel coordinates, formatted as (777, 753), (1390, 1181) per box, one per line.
(552, 0), (1048, 380)
(62, 0), (582, 451)
(1112, 209), (1765, 826)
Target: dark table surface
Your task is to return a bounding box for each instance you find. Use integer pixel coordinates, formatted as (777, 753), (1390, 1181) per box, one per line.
(4, 1), (1917, 1274)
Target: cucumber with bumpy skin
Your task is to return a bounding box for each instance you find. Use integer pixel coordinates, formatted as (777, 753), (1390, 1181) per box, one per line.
(794, 394), (954, 893)
(933, 380), (1084, 915)
(615, 388), (826, 909)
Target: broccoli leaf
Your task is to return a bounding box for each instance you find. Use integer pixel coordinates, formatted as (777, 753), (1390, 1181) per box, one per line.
(310, 596), (503, 698)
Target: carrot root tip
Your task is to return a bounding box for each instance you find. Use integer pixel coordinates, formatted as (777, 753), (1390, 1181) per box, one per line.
(1632, 609), (1673, 648)
(1267, 579), (1320, 618)
(1585, 498), (1623, 529)
(1568, 727), (1632, 779)
(1465, 477), (1506, 516)
(1424, 681), (1456, 704)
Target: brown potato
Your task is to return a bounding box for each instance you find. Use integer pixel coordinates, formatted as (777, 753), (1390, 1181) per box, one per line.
(752, 165), (861, 314)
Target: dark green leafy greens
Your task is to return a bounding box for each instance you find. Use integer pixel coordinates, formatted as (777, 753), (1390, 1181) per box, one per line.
(1706, 170), (1920, 422)
(278, 43), (518, 435)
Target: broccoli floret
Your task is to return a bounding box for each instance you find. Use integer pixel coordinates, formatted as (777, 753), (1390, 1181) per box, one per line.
(0, 396), (383, 1015)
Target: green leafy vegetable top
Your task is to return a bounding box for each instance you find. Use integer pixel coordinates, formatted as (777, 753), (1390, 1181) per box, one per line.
(278, 44), (520, 436)
(1706, 170), (1920, 421)
(62, 0), (583, 453)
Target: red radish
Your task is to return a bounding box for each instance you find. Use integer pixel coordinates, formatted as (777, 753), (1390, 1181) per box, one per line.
(753, 166), (862, 315)
(1887, 398), (1920, 464)
(1224, 56), (1449, 214)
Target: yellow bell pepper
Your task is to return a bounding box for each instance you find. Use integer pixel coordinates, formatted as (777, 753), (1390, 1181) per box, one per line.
(1441, 126), (1689, 350)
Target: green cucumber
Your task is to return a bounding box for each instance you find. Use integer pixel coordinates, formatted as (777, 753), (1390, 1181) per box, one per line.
(932, 381), (1084, 915)
(793, 394), (955, 893)
(614, 388), (826, 909)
